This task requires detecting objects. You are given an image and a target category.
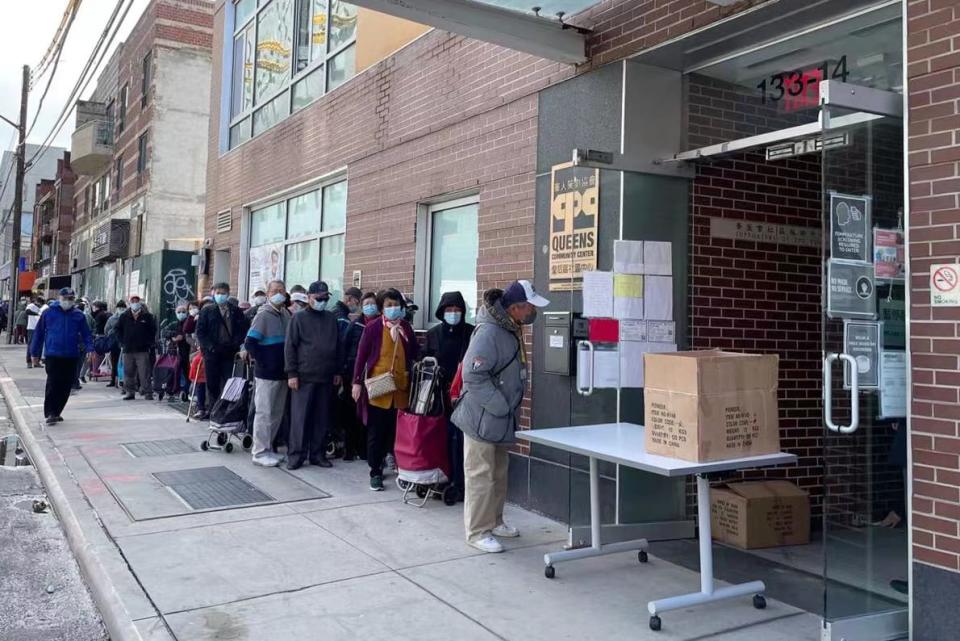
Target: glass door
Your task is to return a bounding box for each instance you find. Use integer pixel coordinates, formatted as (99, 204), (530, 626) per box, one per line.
(820, 101), (908, 640)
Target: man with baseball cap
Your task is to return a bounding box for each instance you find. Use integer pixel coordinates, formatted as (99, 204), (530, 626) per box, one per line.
(452, 279), (549, 553)
(284, 281), (344, 470)
(30, 287), (94, 425)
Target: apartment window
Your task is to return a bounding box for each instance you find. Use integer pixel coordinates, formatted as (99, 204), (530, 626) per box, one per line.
(115, 155), (123, 191)
(83, 186), (90, 216)
(228, 0), (357, 148)
(137, 132), (148, 173)
(416, 197), (479, 327)
(141, 50), (152, 107)
(118, 85), (128, 133)
(247, 178), (347, 299)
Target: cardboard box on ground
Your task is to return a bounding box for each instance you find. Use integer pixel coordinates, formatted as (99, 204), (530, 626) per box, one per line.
(710, 481), (810, 549)
(643, 350), (780, 462)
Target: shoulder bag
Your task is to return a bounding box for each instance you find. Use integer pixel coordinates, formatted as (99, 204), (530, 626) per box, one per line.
(364, 332), (400, 400)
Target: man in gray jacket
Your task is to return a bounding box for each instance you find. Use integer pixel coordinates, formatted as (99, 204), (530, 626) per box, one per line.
(285, 281), (344, 470)
(452, 280), (549, 553)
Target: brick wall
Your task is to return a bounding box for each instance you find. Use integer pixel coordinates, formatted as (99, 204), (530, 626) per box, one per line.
(908, 0), (960, 574)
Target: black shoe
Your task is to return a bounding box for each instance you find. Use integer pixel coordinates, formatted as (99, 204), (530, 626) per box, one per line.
(45, 416), (57, 425)
(106, 382), (116, 388)
(311, 457), (333, 468)
(369, 475), (384, 491)
(122, 394), (135, 400)
(286, 459), (304, 471)
(143, 394), (155, 401)
(180, 391), (189, 402)
(55, 416), (63, 423)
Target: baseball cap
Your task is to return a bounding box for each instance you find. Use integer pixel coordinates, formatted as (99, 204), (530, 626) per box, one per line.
(308, 281), (330, 296)
(501, 280), (549, 308)
(290, 292), (308, 304)
(58, 287), (76, 298)
(344, 286), (363, 300)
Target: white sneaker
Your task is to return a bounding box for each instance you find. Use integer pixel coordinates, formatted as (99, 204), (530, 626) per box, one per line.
(492, 523), (520, 538)
(384, 453), (397, 474)
(468, 535), (504, 554)
(252, 453), (279, 467)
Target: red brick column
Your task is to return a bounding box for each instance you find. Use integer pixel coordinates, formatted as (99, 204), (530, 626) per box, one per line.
(908, 1), (960, 635)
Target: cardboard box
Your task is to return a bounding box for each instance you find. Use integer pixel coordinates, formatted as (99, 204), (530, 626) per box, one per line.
(710, 481), (810, 549)
(643, 350), (780, 462)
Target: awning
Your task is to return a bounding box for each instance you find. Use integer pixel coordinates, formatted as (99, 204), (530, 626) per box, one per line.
(347, 0), (593, 63)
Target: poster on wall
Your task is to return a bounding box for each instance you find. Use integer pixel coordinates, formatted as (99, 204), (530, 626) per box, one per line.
(873, 228), (904, 279)
(248, 243), (284, 300)
(827, 260), (876, 319)
(549, 162), (598, 292)
(843, 320), (881, 389)
(829, 192), (871, 262)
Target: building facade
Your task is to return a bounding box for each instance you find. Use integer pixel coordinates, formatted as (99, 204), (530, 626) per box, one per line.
(0, 144), (67, 298)
(30, 152), (77, 298)
(69, 0), (213, 319)
(203, 1), (960, 639)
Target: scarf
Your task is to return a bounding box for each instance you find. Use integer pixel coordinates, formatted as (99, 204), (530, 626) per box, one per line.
(385, 318), (405, 343)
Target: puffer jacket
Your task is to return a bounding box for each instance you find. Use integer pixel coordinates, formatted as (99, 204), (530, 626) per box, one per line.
(29, 302), (94, 359)
(451, 289), (526, 444)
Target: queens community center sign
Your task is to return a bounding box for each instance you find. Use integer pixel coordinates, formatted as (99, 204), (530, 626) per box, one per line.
(549, 163), (598, 292)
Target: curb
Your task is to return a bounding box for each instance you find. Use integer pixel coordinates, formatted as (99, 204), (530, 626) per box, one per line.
(0, 368), (145, 641)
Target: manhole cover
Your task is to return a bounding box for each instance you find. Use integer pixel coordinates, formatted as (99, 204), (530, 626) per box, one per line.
(153, 467), (273, 510)
(123, 439), (195, 457)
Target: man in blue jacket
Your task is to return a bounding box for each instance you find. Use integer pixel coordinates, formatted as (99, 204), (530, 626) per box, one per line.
(30, 288), (94, 425)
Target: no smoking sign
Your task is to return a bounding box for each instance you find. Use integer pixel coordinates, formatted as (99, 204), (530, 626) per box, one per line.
(931, 263), (960, 307)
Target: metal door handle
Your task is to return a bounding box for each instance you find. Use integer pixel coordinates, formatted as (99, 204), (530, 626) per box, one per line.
(577, 340), (595, 396)
(824, 352), (859, 434)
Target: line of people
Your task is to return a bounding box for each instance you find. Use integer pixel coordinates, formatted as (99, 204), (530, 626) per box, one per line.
(28, 276), (549, 554)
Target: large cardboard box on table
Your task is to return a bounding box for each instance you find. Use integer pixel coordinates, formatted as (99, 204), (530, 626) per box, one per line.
(710, 480), (810, 549)
(643, 350), (780, 462)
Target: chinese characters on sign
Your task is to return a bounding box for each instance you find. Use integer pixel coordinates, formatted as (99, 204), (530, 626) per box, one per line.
(827, 260), (876, 319)
(549, 163), (598, 292)
(709, 218), (819, 248)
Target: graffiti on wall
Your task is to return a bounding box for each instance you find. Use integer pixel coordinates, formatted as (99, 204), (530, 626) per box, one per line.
(163, 268), (195, 309)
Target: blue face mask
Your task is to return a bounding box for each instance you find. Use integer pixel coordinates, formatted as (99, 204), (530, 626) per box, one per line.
(269, 293), (286, 306)
(214, 294), (229, 305)
(176, 312), (187, 321)
(444, 311), (462, 326)
(130, 302), (142, 312)
(383, 306), (403, 321)
(311, 299), (328, 312)
(362, 304), (378, 317)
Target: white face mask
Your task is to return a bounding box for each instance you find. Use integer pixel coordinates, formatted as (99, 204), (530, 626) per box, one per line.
(269, 293), (286, 306)
(253, 295), (267, 306)
(189, 308), (199, 317)
(60, 299), (75, 311)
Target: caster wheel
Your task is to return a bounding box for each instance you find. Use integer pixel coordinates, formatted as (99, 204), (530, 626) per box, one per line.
(442, 485), (457, 506)
(396, 478), (412, 491)
(649, 616), (662, 632)
(241, 435), (253, 450)
(224, 442), (234, 453)
(638, 550), (648, 563)
(753, 595), (766, 610)
(544, 565), (555, 579)
(216, 432), (228, 446)
(416, 485), (428, 499)
(200, 441), (209, 451)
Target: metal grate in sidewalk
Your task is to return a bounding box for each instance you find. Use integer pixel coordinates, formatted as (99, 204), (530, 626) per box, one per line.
(153, 466), (274, 510)
(122, 439), (196, 458)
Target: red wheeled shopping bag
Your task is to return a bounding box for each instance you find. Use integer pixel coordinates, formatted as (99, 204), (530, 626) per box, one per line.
(394, 410), (449, 480)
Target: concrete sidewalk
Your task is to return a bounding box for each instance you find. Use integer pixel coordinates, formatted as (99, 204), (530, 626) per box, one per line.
(0, 345), (820, 641)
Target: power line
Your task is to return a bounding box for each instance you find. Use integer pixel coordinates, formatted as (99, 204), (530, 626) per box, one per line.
(27, 0), (132, 166)
(26, 0), (83, 140)
(32, 0), (83, 86)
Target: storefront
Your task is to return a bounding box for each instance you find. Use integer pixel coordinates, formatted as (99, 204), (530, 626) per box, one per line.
(509, 2), (910, 639)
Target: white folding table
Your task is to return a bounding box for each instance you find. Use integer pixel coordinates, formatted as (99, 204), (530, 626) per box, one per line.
(517, 422), (797, 632)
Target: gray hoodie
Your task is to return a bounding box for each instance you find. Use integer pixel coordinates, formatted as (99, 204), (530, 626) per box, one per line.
(451, 289), (526, 444)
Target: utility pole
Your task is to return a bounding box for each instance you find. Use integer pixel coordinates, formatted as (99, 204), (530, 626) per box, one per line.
(2, 65), (29, 343)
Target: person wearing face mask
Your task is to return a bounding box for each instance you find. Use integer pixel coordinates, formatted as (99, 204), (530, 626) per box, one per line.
(116, 296), (158, 401)
(425, 291), (475, 502)
(452, 280), (548, 553)
(284, 281), (344, 470)
(104, 301), (127, 388)
(352, 288), (419, 491)
(29, 288), (94, 425)
(245, 280), (292, 467)
(335, 287), (368, 460)
(360, 292), (379, 321)
(195, 283), (250, 404)
(161, 303), (193, 399)
(288, 285), (309, 314)
(245, 290), (267, 321)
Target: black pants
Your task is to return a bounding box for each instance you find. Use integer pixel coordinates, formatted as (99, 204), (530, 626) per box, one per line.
(203, 351), (236, 404)
(447, 418), (465, 497)
(44, 356), (78, 419)
(288, 382), (334, 465)
(109, 345), (122, 385)
(338, 390), (366, 459)
(367, 406), (397, 478)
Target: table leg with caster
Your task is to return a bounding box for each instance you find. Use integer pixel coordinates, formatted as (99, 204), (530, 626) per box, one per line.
(645, 474), (767, 631)
(543, 456), (648, 579)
